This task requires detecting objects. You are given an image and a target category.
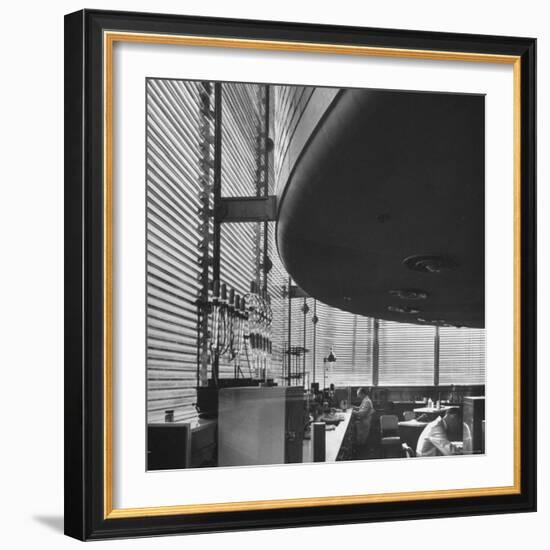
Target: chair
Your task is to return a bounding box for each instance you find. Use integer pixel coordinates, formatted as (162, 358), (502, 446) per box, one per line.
(379, 415), (401, 458)
(381, 436), (402, 458)
(403, 410), (416, 421)
(380, 414), (399, 438)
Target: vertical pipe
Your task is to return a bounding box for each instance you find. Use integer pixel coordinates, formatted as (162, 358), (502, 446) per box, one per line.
(262, 85), (270, 294)
(434, 325), (440, 387)
(351, 314), (357, 370)
(312, 299), (317, 385)
(287, 277), (292, 386)
(197, 82), (213, 389)
(372, 318), (380, 386)
(212, 82), (223, 384)
(196, 309), (201, 388)
(262, 87), (270, 382)
(303, 298), (307, 386)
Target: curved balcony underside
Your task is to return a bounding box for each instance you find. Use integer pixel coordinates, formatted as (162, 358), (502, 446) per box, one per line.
(276, 88), (484, 328)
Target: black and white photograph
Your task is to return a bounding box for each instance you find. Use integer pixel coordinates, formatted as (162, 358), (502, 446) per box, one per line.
(146, 79), (486, 470)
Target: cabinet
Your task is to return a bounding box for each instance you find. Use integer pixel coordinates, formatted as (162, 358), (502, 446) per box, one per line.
(147, 419), (216, 470)
(218, 386), (305, 466)
(463, 396), (485, 454)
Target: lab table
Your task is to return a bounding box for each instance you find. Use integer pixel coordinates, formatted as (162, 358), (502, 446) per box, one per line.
(413, 406), (452, 415)
(303, 409), (353, 463)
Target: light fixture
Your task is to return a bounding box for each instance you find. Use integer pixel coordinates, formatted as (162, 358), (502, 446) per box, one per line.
(326, 347), (337, 363)
(389, 288), (428, 300)
(388, 305), (420, 314)
(403, 255), (456, 273)
(424, 319), (450, 327)
(416, 317), (454, 327)
(260, 255), (273, 274)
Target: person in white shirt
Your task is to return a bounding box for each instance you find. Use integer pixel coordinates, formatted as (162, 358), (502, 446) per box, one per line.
(353, 387), (374, 447)
(416, 407), (462, 457)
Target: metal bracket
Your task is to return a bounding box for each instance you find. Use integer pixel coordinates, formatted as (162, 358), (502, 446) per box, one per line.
(215, 195), (278, 223)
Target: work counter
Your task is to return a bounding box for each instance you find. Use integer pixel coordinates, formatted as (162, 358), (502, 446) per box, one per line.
(303, 409), (353, 463)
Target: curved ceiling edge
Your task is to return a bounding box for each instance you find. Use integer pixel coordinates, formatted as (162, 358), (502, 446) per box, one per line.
(276, 88), (485, 329)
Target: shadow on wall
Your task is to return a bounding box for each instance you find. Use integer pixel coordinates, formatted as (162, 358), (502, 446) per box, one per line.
(32, 515), (64, 533)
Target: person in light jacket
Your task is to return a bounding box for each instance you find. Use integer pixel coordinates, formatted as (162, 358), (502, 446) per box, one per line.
(416, 407), (468, 457)
(353, 387), (374, 447)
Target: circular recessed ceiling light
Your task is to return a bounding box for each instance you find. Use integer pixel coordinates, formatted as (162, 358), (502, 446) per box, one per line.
(403, 255), (457, 273)
(389, 288), (428, 300)
(431, 319), (455, 327)
(416, 317), (455, 327)
(388, 305), (420, 314)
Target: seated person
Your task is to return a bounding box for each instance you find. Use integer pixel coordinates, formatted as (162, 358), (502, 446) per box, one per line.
(416, 407), (463, 457)
(327, 383), (339, 409)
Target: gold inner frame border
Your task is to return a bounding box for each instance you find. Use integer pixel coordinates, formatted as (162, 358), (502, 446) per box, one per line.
(102, 30), (522, 520)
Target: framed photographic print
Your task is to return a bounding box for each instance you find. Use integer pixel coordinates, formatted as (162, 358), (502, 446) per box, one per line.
(64, 9), (536, 541)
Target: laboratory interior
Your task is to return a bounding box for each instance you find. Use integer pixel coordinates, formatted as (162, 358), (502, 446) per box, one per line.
(146, 79), (486, 469)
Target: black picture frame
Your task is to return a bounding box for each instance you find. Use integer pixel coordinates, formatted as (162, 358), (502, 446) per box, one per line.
(64, 8), (536, 541)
